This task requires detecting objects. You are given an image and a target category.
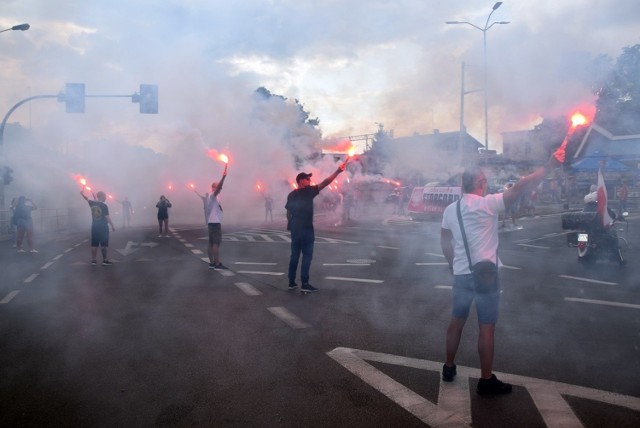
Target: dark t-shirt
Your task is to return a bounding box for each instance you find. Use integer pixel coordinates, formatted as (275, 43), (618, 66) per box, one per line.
(156, 200), (172, 219)
(285, 186), (320, 233)
(88, 200), (109, 229)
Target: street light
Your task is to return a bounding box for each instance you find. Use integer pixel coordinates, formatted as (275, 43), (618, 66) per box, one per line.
(446, 2), (509, 151)
(0, 23), (30, 33)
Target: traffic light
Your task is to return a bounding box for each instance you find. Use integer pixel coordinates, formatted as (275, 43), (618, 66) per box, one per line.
(139, 84), (158, 114)
(2, 166), (13, 185)
(65, 83), (85, 113)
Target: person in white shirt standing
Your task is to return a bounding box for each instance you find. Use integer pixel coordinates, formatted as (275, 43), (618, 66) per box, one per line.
(206, 163), (228, 270)
(440, 149), (562, 395)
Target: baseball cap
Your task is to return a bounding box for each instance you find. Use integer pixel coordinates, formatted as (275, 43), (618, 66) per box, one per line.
(296, 172), (312, 183)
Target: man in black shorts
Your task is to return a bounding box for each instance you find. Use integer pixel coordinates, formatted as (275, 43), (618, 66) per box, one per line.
(81, 190), (116, 266)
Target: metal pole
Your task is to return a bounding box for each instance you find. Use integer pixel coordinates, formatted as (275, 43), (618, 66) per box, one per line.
(483, 30), (489, 151)
(459, 62), (465, 167)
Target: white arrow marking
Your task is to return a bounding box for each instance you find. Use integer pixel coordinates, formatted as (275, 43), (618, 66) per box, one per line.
(116, 241), (139, 256)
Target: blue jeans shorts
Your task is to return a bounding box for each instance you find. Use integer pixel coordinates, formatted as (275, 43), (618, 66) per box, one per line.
(452, 274), (500, 324)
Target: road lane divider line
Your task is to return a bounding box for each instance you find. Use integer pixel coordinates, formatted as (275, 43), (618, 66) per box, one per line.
(64, 248), (73, 253)
(217, 270), (235, 277)
(235, 282), (262, 296)
(191, 249), (204, 255)
(0, 290), (21, 304)
(24, 274), (39, 284)
(415, 262), (448, 266)
(501, 265), (521, 270)
(425, 252), (445, 257)
(236, 271), (284, 276)
(325, 276), (383, 284)
(40, 262), (55, 270)
(565, 297), (640, 310)
(377, 245), (399, 250)
(516, 243), (550, 249)
(234, 262), (277, 265)
(559, 275), (617, 286)
(323, 263), (370, 266)
(268, 307), (309, 329)
(184, 243), (194, 248)
(53, 254), (63, 260)
(435, 285), (452, 290)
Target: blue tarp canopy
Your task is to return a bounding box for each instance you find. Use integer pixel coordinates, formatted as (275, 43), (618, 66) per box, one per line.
(570, 156), (630, 171)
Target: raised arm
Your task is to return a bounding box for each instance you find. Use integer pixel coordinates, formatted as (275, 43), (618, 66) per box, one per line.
(503, 150), (562, 209)
(214, 164), (228, 196)
(318, 163), (346, 191)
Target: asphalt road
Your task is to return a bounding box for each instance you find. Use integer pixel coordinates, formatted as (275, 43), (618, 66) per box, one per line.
(1, 211), (639, 427)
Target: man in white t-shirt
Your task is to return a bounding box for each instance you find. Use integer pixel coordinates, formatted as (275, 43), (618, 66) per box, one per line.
(206, 163), (228, 270)
(440, 151), (561, 395)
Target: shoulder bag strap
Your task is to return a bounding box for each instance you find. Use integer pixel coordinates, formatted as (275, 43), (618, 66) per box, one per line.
(456, 198), (474, 271)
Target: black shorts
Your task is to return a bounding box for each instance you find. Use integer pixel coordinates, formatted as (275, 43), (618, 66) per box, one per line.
(208, 223), (222, 245)
(91, 226), (109, 247)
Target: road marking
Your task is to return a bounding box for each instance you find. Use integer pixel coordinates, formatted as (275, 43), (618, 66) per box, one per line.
(235, 282), (262, 296)
(268, 307), (309, 329)
(236, 270), (284, 276)
(425, 252), (445, 258)
(378, 245), (399, 250)
(64, 248), (73, 253)
(136, 258), (153, 262)
(565, 297), (640, 310)
(0, 290), (20, 304)
(74, 243), (82, 247)
(24, 274), (39, 284)
(517, 243), (550, 249)
(217, 270), (235, 277)
(234, 262), (277, 265)
(53, 254), (63, 260)
(435, 285), (452, 290)
(191, 249), (204, 255)
(325, 276), (383, 284)
(323, 263), (370, 266)
(501, 264), (521, 270)
(559, 275), (617, 286)
(415, 262), (449, 266)
(327, 347), (640, 428)
(184, 243), (194, 248)
(41, 262), (55, 270)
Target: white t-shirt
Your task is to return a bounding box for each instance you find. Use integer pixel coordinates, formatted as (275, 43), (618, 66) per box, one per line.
(441, 193), (505, 275)
(206, 194), (223, 224)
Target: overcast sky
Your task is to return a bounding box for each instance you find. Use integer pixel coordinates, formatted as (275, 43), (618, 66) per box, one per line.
(1, 0), (639, 153)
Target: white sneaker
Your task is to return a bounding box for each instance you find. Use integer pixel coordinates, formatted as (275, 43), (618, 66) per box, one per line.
(158, 234), (163, 238)
(17, 249), (26, 253)
(29, 249), (38, 253)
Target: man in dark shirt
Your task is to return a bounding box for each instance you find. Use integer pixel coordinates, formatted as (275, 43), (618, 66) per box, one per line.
(286, 163), (346, 293)
(81, 190), (116, 266)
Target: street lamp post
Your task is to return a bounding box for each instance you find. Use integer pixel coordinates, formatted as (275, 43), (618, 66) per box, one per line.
(0, 23), (30, 33)
(446, 2), (509, 151)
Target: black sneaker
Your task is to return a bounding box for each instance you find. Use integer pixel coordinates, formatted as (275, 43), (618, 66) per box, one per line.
(102, 260), (113, 266)
(288, 282), (298, 291)
(301, 283), (318, 293)
(91, 260), (97, 266)
(213, 263), (228, 270)
(442, 364), (457, 382)
(477, 374), (512, 395)
(209, 263), (216, 269)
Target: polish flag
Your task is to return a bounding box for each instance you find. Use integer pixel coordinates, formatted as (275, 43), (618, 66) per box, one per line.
(597, 167), (613, 228)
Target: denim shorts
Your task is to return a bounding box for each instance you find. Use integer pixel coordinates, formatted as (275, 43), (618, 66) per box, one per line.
(452, 274), (500, 324)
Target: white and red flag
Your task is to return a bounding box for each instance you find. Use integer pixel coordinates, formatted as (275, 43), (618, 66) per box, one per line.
(597, 167), (613, 228)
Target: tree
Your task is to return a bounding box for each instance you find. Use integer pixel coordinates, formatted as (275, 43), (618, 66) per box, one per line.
(362, 123), (391, 175)
(594, 44), (640, 134)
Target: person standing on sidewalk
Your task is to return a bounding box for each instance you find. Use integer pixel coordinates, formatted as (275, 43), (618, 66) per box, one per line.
(286, 162), (346, 293)
(81, 190), (116, 266)
(440, 148), (562, 395)
(206, 163), (228, 270)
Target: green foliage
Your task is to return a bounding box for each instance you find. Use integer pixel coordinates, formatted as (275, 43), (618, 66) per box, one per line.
(595, 44), (640, 134)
